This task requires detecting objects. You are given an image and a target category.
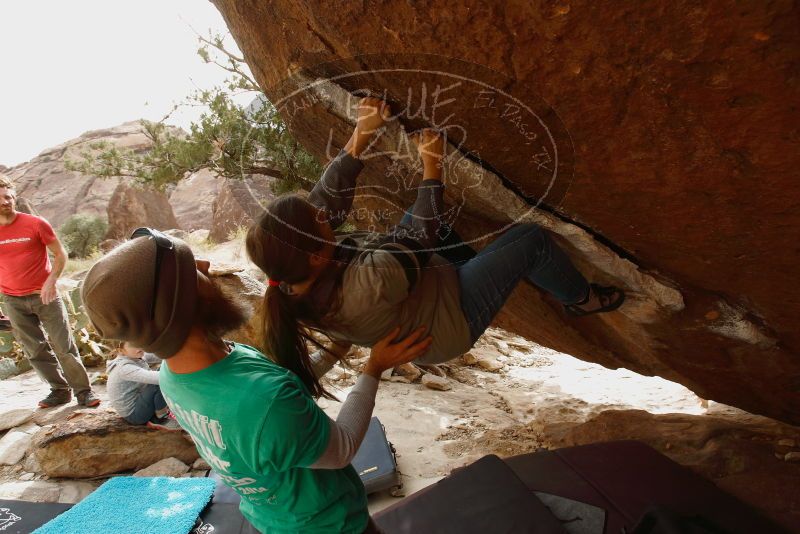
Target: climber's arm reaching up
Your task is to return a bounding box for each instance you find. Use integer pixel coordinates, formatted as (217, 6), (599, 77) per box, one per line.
(377, 128), (449, 272)
(308, 97), (391, 229)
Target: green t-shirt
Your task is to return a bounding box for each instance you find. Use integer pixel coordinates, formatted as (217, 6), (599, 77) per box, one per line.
(159, 343), (368, 534)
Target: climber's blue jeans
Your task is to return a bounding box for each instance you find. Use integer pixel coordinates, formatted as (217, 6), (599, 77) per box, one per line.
(402, 213), (590, 343)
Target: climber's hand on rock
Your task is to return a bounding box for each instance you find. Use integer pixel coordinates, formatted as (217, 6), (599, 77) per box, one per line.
(411, 128), (445, 180)
(356, 97), (391, 134)
(347, 97), (391, 157)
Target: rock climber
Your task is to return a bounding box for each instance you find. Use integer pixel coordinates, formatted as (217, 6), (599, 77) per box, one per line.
(245, 97), (625, 396)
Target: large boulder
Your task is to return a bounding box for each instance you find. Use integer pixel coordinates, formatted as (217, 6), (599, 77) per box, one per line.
(212, 269), (265, 348)
(210, 175), (276, 243)
(30, 410), (198, 478)
(211, 1), (800, 424)
(5, 122), (146, 228)
(4, 122), (231, 239)
(169, 169), (220, 232)
(105, 182), (179, 240)
(542, 409), (800, 531)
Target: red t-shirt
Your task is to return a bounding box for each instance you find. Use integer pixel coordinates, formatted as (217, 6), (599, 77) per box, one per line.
(0, 213), (57, 296)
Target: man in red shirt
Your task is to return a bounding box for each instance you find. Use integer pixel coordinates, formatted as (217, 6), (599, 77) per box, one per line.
(0, 177), (99, 408)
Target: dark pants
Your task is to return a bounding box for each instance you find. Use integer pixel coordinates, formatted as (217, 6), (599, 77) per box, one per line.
(2, 294), (91, 393)
(125, 384), (167, 425)
(401, 215), (590, 343)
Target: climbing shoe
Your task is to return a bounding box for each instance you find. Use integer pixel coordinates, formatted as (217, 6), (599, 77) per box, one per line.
(147, 414), (182, 432)
(38, 389), (72, 408)
(564, 284), (626, 317)
(76, 390), (101, 407)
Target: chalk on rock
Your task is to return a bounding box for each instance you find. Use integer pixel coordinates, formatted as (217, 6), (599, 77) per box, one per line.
(421, 374), (451, 391)
(133, 457), (190, 477)
(777, 438), (797, 448)
(784, 452), (800, 463)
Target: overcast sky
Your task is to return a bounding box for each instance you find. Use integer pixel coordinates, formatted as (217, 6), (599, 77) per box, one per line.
(0, 1), (250, 166)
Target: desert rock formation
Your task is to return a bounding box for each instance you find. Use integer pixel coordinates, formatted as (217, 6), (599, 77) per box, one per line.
(209, 175), (276, 243)
(2, 121), (272, 244)
(105, 181), (180, 240)
(212, 0), (800, 424)
(6, 122), (145, 228)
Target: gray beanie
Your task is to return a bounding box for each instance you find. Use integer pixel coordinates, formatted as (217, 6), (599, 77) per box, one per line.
(81, 231), (198, 358)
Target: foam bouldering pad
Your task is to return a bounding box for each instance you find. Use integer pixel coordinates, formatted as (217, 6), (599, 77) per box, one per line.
(374, 454), (567, 533)
(208, 470), (242, 505)
(504, 440), (785, 534)
(0, 498), (261, 534)
(0, 500), (72, 534)
(195, 503), (259, 534)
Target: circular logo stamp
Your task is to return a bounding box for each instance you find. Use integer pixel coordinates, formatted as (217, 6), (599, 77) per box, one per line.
(240, 53), (573, 263)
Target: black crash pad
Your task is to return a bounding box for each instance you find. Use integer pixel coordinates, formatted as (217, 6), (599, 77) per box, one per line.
(504, 440), (785, 534)
(0, 499), (72, 534)
(374, 454), (567, 534)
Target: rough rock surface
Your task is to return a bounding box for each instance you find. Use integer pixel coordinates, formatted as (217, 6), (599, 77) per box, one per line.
(4, 122), (140, 228)
(30, 410), (198, 478)
(133, 457), (190, 478)
(210, 176), (275, 243)
(464, 347), (506, 372)
(0, 409), (34, 432)
(213, 269), (265, 347)
(0, 423), (40, 465)
(169, 169), (220, 232)
(212, 1), (800, 424)
(542, 409), (800, 532)
(421, 374), (451, 391)
(105, 182), (179, 240)
(4, 122), (237, 241)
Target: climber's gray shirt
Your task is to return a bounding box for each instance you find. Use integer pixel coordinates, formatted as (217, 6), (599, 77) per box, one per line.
(308, 150), (473, 364)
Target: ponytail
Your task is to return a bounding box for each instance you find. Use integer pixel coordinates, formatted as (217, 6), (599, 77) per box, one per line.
(247, 194), (339, 400)
(262, 284), (333, 399)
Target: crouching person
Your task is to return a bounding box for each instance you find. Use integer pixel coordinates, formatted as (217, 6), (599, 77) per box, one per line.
(81, 228), (430, 534)
(106, 341), (179, 430)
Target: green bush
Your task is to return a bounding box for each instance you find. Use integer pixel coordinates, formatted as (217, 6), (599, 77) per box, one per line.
(59, 214), (108, 258)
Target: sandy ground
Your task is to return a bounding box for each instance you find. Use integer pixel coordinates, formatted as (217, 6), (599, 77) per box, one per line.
(0, 326), (749, 517)
(319, 329), (714, 513)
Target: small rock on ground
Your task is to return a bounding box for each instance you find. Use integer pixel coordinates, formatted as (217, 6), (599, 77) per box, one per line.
(0, 423), (40, 465)
(134, 457), (190, 477)
(0, 408), (35, 432)
(464, 347), (505, 372)
(394, 363), (422, 382)
(192, 458), (211, 471)
(421, 374), (451, 391)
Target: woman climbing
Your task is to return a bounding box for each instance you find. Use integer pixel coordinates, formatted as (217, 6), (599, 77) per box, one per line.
(245, 97), (624, 391)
